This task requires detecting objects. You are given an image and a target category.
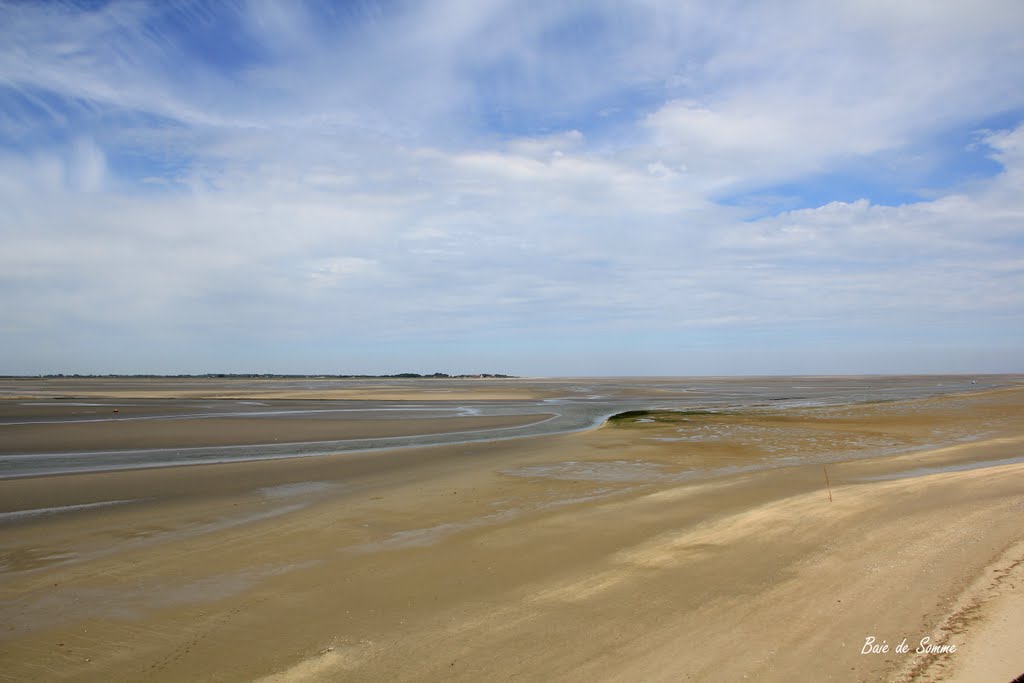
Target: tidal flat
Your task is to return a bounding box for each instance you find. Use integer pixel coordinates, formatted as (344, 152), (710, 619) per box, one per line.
(1, 376), (1022, 681)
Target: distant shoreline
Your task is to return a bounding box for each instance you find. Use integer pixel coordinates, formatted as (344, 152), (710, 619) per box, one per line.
(0, 372), (517, 380)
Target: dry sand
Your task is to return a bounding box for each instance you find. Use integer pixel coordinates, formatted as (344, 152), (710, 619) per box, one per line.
(1, 384), (1022, 681)
(0, 377), (558, 402)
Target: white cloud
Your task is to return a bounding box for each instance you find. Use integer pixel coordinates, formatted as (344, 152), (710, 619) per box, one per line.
(308, 257), (379, 287)
(0, 0), (1022, 373)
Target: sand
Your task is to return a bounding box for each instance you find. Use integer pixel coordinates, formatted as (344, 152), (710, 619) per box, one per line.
(1, 382), (1022, 681)
(0, 377), (558, 402)
(0, 412), (550, 455)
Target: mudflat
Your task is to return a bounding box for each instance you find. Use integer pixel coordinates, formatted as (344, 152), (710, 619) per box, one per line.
(1, 379), (1022, 681)
(0, 411), (549, 455)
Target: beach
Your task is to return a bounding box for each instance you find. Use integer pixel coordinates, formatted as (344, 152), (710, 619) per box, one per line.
(1, 377), (1022, 681)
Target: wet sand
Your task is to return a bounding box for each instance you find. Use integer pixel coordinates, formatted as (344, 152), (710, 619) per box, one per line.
(0, 381), (1022, 681)
(0, 412), (550, 455)
(2, 375), (1009, 479)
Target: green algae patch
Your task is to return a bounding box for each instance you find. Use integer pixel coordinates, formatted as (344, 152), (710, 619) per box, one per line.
(605, 409), (731, 426)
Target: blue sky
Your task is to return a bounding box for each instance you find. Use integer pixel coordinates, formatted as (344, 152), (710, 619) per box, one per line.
(1, 0), (1023, 376)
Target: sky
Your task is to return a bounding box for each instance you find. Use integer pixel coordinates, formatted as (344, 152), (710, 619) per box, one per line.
(1, 0), (1023, 376)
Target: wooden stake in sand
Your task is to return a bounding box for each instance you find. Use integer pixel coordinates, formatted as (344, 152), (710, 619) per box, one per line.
(823, 465), (833, 503)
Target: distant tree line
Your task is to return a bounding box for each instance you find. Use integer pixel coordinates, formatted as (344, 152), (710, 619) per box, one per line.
(10, 372), (516, 379)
